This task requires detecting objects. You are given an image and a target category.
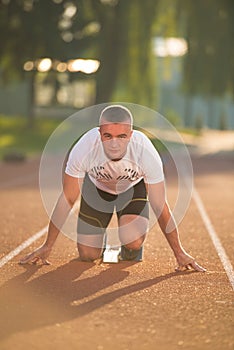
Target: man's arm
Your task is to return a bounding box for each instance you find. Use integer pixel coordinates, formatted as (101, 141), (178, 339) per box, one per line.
(19, 174), (82, 264)
(147, 181), (206, 272)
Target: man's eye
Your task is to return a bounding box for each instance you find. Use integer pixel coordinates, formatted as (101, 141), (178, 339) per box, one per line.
(118, 135), (127, 139)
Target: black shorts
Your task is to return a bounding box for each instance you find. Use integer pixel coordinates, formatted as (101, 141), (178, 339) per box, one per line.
(77, 176), (149, 235)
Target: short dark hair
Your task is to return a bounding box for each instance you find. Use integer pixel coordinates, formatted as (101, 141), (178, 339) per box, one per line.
(99, 105), (133, 126)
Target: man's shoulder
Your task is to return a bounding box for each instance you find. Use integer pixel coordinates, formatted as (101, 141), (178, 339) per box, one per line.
(77, 127), (100, 144)
(131, 129), (161, 159)
(132, 129), (151, 144)
(70, 127), (100, 155)
(84, 127), (99, 137)
(132, 129), (146, 139)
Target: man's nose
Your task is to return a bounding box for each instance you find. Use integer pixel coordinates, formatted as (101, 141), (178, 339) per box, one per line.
(109, 138), (119, 147)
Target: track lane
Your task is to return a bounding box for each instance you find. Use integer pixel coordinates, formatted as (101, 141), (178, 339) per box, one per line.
(0, 154), (233, 350)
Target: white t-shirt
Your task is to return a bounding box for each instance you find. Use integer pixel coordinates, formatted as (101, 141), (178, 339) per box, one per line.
(65, 127), (164, 194)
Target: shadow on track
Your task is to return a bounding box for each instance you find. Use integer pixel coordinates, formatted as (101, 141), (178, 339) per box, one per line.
(0, 259), (196, 341)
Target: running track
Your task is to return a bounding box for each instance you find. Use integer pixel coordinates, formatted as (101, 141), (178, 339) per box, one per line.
(0, 152), (233, 350)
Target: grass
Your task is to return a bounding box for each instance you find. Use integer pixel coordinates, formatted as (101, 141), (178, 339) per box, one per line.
(0, 115), (62, 160)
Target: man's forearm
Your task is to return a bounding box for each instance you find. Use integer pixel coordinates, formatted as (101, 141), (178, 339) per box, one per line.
(159, 222), (185, 257)
(148, 183), (206, 271)
(157, 203), (185, 257)
(44, 193), (73, 249)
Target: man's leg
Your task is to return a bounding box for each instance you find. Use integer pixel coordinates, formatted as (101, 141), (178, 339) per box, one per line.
(77, 175), (115, 262)
(118, 214), (148, 250)
(116, 179), (149, 260)
(77, 234), (105, 262)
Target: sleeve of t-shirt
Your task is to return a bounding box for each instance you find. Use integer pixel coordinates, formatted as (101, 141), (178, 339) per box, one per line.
(138, 132), (164, 184)
(65, 128), (96, 178)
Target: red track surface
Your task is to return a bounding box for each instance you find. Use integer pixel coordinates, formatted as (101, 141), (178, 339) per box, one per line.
(0, 144), (233, 350)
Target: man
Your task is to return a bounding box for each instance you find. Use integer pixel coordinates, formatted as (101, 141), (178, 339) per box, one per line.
(20, 105), (205, 272)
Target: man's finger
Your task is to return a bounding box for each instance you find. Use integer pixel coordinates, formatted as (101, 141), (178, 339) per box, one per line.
(41, 259), (51, 265)
(175, 260), (206, 273)
(190, 260), (206, 272)
(31, 257), (40, 264)
(175, 265), (186, 272)
(19, 252), (37, 265)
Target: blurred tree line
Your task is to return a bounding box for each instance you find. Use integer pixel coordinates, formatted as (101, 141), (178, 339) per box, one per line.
(178, 0), (234, 127)
(0, 0), (234, 126)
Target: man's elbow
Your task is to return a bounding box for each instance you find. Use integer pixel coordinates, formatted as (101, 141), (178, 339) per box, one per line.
(151, 201), (166, 218)
(60, 191), (77, 208)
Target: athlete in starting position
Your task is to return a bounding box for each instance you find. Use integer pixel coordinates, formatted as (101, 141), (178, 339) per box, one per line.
(20, 105), (206, 272)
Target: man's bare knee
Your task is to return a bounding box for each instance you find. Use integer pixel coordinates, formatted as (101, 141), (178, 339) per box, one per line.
(125, 241), (142, 251)
(124, 235), (145, 251)
(77, 244), (102, 262)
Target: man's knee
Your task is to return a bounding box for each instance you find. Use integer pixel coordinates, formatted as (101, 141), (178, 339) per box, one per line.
(77, 244), (102, 262)
(124, 235), (145, 251)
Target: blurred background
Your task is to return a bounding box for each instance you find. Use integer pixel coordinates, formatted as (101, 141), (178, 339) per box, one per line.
(0, 0), (234, 159)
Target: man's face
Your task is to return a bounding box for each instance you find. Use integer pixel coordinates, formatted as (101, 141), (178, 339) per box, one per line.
(99, 122), (133, 160)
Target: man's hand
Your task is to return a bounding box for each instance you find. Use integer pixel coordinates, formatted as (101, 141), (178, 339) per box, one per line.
(19, 245), (52, 265)
(175, 251), (206, 272)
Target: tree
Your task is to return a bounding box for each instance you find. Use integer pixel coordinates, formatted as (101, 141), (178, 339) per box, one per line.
(177, 0), (234, 126)
(92, 0), (158, 107)
(0, 1), (66, 79)
(0, 0), (159, 125)
(0, 0), (67, 126)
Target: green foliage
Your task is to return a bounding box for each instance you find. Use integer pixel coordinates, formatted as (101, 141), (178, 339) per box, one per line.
(118, 0), (158, 107)
(219, 112), (228, 130)
(0, 1), (65, 81)
(194, 115), (203, 133)
(92, 0), (159, 107)
(0, 0), (159, 108)
(153, 0), (178, 36)
(0, 115), (62, 159)
(2, 0), (233, 124)
(178, 0), (234, 98)
(165, 109), (182, 127)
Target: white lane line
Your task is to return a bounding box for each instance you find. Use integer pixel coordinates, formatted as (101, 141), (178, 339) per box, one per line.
(0, 226), (48, 268)
(193, 187), (234, 291)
